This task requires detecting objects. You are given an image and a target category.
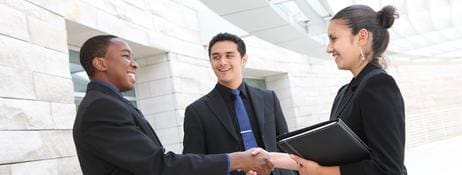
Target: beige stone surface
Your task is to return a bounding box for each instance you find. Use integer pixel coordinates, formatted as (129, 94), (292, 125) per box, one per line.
(24, 0), (79, 18)
(0, 131), (75, 164)
(26, 10), (67, 53)
(139, 95), (175, 115)
(0, 165), (10, 175)
(156, 127), (180, 145)
(33, 73), (74, 103)
(148, 110), (177, 129)
(136, 61), (171, 83)
(0, 66), (35, 100)
(0, 34), (70, 78)
(96, 11), (149, 46)
(0, 3), (28, 41)
(149, 78), (173, 97)
(2, 156), (81, 175)
(0, 98), (52, 130)
(51, 103), (76, 129)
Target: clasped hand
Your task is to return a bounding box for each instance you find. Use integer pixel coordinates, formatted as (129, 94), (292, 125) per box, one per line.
(246, 151), (301, 175)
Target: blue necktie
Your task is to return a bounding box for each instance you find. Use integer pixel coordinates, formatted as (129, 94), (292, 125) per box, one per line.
(231, 89), (258, 150)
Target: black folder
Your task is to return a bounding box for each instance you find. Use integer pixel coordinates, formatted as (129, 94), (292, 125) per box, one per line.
(277, 119), (370, 166)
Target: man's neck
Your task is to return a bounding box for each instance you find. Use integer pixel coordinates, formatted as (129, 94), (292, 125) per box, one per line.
(218, 80), (243, 90)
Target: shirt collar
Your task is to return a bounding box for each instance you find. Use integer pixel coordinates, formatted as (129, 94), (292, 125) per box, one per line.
(216, 81), (249, 100)
(91, 80), (124, 98)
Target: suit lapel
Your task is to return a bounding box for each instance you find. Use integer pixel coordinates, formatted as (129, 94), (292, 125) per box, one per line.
(332, 86), (354, 119)
(89, 82), (162, 146)
(247, 85), (265, 133)
(206, 88), (240, 142)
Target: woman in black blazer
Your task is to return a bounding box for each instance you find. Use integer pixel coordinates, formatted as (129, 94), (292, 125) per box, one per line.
(289, 4), (407, 175)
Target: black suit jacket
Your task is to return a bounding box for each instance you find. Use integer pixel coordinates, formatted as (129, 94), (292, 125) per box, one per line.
(73, 82), (228, 175)
(330, 64), (407, 175)
(183, 83), (294, 175)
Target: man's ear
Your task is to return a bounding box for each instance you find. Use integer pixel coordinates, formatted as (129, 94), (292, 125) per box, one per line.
(241, 54), (248, 66)
(357, 28), (369, 47)
(92, 57), (107, 72)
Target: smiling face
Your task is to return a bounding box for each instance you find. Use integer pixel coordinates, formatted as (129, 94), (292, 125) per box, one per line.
(326, 19), (370, 76)
(209, 40), (247, 89)
(98, 38), (138, 92)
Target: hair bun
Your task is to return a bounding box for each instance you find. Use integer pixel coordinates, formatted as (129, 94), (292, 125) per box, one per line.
(377, 5), (398, 29)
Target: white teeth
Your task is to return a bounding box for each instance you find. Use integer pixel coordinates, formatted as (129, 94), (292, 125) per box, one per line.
(128, 73), (136, 79)
(218, 68), (230, 72)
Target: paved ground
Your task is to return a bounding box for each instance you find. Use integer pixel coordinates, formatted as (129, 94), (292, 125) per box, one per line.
(405, 136), (462, 175)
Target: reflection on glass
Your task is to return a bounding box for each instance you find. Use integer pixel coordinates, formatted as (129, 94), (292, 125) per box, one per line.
(244, 78), (267, 89)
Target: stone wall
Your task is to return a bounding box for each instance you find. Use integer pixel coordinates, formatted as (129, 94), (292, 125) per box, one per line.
(0, 0), (77, 174)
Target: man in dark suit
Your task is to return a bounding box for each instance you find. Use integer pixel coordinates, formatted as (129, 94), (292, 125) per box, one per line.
(72, 35), (274, 175)
(183, 33), (294, 175)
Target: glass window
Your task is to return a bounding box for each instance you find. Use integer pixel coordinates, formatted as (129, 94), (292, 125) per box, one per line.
(69, 50), (137, 107)
(244, 78), (267, 89)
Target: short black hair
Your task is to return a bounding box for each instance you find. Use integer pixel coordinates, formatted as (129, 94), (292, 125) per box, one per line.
(208, 33), (246, 57)
(79, 35), (118, 78)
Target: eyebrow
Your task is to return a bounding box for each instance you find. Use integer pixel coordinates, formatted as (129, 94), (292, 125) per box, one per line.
(121, 49), (132, 54)
(211, 51), (236, 55)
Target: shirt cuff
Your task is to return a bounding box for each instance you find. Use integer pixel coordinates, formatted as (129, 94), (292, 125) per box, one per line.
(226, 154), (230, 175)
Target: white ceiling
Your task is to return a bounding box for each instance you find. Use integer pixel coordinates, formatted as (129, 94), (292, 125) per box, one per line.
(66, 21), (164, 58)
(199, 0), (328, 58)
(200, 0), (462, 59)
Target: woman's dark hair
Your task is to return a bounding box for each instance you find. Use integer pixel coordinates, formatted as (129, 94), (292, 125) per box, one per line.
(79, 35), (118, 78)
(208, 32), (246, 57)
(332, 5), (398, 68)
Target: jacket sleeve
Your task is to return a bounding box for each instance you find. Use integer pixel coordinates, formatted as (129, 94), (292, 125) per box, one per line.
(182, 105), (207, 154)
(272, 91), (289, 137)
(340, 74), (406, 175)
(78, 98), (228, 175)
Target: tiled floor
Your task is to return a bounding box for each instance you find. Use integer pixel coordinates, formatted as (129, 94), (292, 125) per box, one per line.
(405, 136), (462, 175)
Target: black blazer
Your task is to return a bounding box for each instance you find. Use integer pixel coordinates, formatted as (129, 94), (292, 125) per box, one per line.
(330, 64), (407, 175)
(183, 83), (294, 175)
(73, 82), (228, 175)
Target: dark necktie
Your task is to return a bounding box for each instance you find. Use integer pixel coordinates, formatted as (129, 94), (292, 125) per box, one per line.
(231, 89), (258, 150)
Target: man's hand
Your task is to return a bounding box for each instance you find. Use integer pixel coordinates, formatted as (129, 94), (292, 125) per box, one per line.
(229, 148), (274, 175)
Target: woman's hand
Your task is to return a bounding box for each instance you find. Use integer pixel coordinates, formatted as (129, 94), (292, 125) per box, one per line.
(245, 152), (299, 174)
(246, 170), (257, 175)
(269, 152), (298, 170)
(291, 155), (340, 175)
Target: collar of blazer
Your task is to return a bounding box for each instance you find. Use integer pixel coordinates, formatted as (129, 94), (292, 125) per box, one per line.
(87, 82), (145, 119)
(332, 64), (385, 119)
(87, 81), (125, 100)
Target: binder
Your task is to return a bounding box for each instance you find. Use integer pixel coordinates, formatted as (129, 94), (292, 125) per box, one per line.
(277, 119), (370, 166)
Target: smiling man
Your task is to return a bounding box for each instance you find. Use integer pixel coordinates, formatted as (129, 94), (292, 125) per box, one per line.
(183, 33), (295, 175)
(72, 35), (274, 175)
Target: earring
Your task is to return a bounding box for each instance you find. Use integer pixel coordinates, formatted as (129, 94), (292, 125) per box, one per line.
(360, 49), (365, 61)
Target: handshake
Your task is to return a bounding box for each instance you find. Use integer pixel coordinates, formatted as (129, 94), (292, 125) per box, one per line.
(228, 148), (298, 175)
